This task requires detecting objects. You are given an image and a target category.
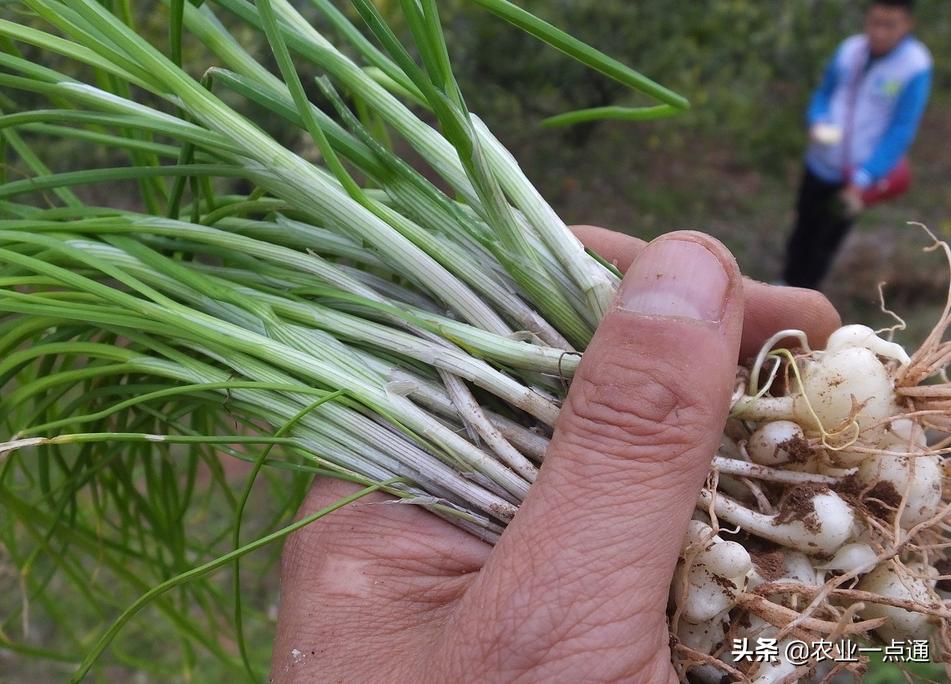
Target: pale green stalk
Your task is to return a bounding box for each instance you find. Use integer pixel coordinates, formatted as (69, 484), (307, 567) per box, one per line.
(180, 3), (569, 345)
(387, 368), (551, 463)
(472, 115), (620, 323)
(439, 370), (539, 482)
(2, 0), (597, 345)
(65, 235), (566, 415)
(313, 77), (576, 347)
(0, 237), (534, 501)
(5, 213), (578, 376)
(63, 234), (560, 481)
(202, 0), (593, 341)
(0, 17), (158, 91)
(56, 0), (518, 336)
(0, 305), (519, 525)
(163, 356), (516, 525)
(338, 0), (598, 344)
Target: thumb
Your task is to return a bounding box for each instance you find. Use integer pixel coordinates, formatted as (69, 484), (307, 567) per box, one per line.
(428, 232), (744, 683)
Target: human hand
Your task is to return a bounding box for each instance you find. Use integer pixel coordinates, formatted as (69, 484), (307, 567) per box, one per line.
(840, 184), (865, 217)
(271, 229), (841, 684)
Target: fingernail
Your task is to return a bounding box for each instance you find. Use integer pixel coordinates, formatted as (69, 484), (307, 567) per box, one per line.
(617, 238), (729, 322)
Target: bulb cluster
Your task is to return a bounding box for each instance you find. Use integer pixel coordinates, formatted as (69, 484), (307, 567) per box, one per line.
(672, 326), (951, 683)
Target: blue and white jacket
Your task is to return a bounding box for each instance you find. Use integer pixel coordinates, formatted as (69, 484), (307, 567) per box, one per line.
(805, 33), (932, 189)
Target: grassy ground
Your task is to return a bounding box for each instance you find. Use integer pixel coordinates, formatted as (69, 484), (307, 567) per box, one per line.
(0, 456), (294, 683)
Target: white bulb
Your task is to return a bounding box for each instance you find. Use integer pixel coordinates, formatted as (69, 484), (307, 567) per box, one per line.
(792, 347), (901, 468)
(675, 520), (752, 624)
(857, 562), (937, 642)
(857, 453), (944, 528)
(747, 421), (806, 466)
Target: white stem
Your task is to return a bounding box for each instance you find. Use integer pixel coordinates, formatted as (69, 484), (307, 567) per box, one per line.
(712, 456), (846, 485)
(440, 370), (539, 483)
(697, 487), (856, 556)
(388, 369), (551, 462)
(472, 116), (619, 322)
(731, 395), (796, 422)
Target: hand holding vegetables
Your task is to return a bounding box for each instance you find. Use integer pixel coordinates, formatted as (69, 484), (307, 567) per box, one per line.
(3, 3), (946, 682)
(271, 229), (840, 684)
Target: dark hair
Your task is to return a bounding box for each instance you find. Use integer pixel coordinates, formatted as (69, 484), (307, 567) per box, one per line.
(872, 0), (915, 12)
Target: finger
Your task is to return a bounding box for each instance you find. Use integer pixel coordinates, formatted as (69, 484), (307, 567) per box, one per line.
(740, 279), (841, 359)
(270, 477), (490, 683)
(428, 232), (744, 683)
(570, 224), (841, 355)
(572, 223), (643, 273)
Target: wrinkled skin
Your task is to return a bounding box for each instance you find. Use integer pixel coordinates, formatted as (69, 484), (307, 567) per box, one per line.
(271, 228), (840, 684)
